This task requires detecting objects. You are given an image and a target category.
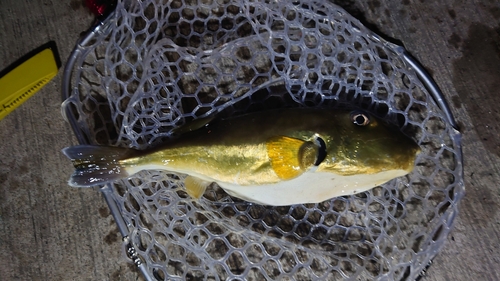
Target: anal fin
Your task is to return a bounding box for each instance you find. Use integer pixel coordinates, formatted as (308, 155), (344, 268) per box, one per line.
(184, 176), (211, 199)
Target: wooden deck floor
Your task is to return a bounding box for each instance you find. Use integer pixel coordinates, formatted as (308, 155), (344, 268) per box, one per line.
(1, 0), (499, 280)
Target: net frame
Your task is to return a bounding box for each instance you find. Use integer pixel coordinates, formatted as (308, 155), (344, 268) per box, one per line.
(61, 1), (464, 280)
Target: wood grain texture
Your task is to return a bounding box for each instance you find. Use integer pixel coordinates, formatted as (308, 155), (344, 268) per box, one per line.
(0, 0), (499, 280)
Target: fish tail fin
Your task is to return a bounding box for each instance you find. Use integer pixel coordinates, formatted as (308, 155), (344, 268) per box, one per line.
(62, 145), (137, 187)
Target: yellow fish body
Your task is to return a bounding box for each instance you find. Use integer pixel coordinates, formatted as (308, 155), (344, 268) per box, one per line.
(63, 108), (420, 205)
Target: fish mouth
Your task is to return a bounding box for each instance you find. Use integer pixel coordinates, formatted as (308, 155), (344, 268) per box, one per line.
(394, 145), (421, 173)
(407, 146), (422, 171)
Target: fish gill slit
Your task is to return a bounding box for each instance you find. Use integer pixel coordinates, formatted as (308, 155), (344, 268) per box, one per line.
(314, 136), (327, 166)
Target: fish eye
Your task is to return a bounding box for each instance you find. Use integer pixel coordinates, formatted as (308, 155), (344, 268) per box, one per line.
(350, 111), (370, 126)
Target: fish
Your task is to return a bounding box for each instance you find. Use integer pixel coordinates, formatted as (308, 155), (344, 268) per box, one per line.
(62, 108), (420, 206)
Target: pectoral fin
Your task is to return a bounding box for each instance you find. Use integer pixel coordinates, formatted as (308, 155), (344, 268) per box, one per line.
(266, 136), (318, 180)
(184, 176), (211, 199)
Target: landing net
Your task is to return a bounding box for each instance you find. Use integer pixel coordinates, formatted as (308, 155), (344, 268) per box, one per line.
(62, 0), (464, 280)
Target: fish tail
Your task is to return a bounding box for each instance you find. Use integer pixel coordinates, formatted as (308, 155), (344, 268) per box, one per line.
(62, 145), (137, 187)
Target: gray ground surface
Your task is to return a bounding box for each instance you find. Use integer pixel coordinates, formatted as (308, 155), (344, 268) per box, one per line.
(1, 0), (499, 280)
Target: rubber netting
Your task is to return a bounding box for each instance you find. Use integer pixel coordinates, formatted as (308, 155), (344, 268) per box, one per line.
(62, 0), (464, 280)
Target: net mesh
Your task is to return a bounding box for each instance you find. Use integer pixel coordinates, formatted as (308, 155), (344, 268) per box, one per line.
(62, 0), (464, 280)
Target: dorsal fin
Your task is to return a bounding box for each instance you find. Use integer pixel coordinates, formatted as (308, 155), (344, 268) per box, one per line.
(172, 115), (216, 135)
(266, 136), (318, 180)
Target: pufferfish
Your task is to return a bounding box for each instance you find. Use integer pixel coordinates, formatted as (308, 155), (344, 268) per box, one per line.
(62, 108), (420, 206)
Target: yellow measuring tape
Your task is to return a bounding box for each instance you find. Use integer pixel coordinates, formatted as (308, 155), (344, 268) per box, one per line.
(0, 41), (60, 121)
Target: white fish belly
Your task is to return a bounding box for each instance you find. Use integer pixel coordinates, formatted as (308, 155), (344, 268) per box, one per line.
(126, 164), (408, 206)
(217, 169), (409, 206)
